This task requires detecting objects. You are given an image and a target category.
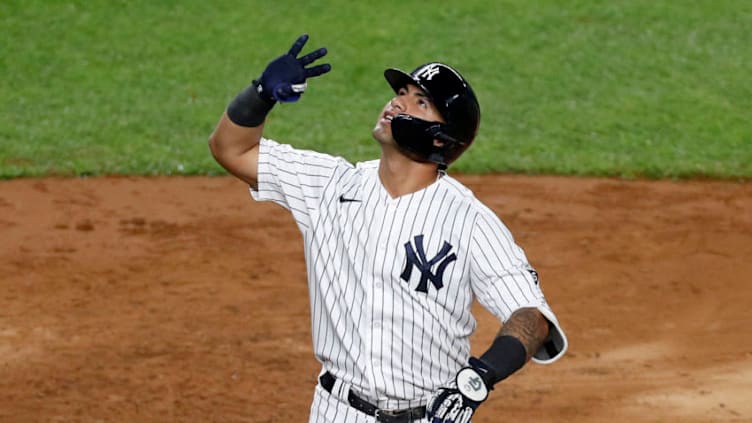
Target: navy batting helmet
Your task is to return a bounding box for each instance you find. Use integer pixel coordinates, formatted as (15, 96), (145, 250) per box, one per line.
(384, 62), (480, 167)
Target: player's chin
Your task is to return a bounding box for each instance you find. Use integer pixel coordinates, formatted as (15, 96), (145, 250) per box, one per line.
(371, 124), (393, 145)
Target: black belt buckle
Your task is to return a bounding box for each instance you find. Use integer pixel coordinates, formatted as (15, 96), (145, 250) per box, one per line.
(374, 409), (392, 423)
(375, 409), (396, 423)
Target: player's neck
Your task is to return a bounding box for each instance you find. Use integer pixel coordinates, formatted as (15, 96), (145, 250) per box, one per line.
(378, 151), (440, 199)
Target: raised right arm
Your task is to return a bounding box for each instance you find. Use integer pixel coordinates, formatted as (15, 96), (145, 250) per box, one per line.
(207, 34), (331, 189)
(209, 109), (264, 189)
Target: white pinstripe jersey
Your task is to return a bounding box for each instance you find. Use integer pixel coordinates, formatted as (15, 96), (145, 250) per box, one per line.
(250, 138), (567, 410)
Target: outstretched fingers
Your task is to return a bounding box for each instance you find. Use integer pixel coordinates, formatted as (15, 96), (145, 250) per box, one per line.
(305, 63), (332, 78)
(287, 34), (309, 57)
(298, 47), (327, 65)
(300, 46), (331, 78)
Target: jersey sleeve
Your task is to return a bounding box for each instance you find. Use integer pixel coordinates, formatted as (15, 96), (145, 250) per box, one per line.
(250, 138), (345, 232)
(469, 207), (568, 364)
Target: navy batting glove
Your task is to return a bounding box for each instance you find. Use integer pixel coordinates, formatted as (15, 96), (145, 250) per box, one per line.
(257, 34), (331, 103)
(427, 358), (495, 423)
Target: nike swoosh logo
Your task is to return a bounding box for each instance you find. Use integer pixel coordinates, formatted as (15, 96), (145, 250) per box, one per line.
(339, 194), (361, 203)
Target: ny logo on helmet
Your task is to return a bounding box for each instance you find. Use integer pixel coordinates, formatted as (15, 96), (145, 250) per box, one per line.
(416, 64), (441, 81)
(400, 234), (457, 293)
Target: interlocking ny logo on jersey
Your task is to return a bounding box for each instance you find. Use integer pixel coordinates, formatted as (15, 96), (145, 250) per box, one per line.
(416, 64), (441, 81)
(400, 234), (457, 293)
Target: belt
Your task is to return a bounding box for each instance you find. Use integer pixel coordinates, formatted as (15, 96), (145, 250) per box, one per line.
(319, 372), (426, 423)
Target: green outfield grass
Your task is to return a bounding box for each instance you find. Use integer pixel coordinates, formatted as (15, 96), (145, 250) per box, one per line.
(1, 0), (750, 178)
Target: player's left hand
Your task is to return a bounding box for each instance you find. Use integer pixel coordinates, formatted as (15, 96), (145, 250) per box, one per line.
(427, 357), (495, 423)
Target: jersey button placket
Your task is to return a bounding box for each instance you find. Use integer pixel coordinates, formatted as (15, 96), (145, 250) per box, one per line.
(365, 196), (389, 399)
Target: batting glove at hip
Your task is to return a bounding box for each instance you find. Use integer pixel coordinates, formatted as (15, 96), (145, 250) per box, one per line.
(256, 33), (331, 103)
(426, 357), (497, 423)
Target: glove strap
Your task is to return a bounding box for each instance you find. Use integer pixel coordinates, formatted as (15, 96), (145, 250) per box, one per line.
(226, 81), (275, 127)
(456, 366), (489, 402)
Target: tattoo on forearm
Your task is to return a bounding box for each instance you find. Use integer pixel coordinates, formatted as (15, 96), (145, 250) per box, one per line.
(498, 308), (550, 361)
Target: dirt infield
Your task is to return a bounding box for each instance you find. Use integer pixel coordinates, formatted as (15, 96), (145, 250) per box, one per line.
(1, 175), (750, 423)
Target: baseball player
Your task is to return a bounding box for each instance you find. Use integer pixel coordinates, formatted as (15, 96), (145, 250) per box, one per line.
(209, 34), (567, 423)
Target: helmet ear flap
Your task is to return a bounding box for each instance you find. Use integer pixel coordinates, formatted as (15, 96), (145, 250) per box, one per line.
(391, 114), (456, 166)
